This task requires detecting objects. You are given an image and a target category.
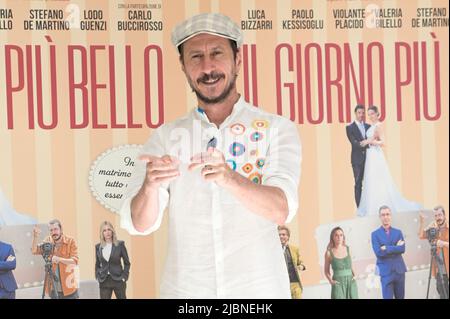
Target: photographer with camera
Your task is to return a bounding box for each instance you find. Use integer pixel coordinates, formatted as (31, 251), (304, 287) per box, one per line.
(419, 205), (449, 299)
(31, 219), (79, 299)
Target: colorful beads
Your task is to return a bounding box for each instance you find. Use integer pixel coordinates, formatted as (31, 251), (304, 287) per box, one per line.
(250, 131), (263, 142)
(226, 159), (237, 171)
(248, 172), (262, 184)
(230, 123), (246, 135)
(256, 158), (265, 169)
(242, 163), (253, 174)
(229, 142), (246, 156)
(252, 119), (269, 130)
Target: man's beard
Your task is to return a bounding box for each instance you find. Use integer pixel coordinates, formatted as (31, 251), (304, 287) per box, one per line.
(52, 234), (61, 242)
(188, 71), (237, 105)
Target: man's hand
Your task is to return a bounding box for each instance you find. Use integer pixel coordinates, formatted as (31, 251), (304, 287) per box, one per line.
(396, 240), (405, 246)
(32, 225), (41, 238)
(139, 154), (180, 189)
(419, 213), (426, 225)
(188, 148), (233, 187)
(381, 245), (387, 251)
(436, 240), (447, 248)
(360, 140), (369, 147)
(52, 256), (60, 264)
(6, 255), (15, 262)
(297, 265), (306, 272)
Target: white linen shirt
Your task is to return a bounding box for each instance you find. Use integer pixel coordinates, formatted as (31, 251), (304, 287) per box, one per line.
(120, 96), (301, 298)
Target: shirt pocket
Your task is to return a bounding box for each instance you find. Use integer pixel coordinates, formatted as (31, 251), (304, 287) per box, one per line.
(57, 244), (70, 259)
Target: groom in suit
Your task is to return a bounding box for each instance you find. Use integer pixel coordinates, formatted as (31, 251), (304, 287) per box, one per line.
(0, 237), (18, 299)
(346, 105), (371, 207)
(371, 205), (407, 299)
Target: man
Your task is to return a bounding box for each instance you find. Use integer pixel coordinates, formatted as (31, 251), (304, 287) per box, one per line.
(0, 231), (18, 299)
(419, 206), (449, 299)
(371, 205), (407, 299)
(346, 105), (370, 207)
(278, 225), (306, 299)
(32, 220), (79, 299)
(120, 13), (301, 298)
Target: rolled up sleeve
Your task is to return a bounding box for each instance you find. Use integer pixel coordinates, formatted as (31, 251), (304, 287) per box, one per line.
(120, 126), (170, 236)
(120, 189), (169, 236)
(261, 117), (301, 224)
(69, 238), (79, 265)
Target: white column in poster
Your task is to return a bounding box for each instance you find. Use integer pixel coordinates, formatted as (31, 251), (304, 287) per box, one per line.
(70, 0), (94, 286)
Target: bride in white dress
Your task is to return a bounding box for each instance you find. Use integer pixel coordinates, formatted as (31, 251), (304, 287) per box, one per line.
(357, 106), (422, 217)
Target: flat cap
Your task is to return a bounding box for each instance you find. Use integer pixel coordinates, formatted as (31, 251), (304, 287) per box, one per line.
(171, 13), (243, 48)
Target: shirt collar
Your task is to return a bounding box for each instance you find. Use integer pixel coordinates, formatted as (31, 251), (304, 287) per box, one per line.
(52, 234), (69, 245)
(428, 220), (449, 229)
(193, 95), (245, 128)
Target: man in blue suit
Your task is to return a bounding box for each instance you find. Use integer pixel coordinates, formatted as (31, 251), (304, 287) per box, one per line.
(371, 205), (407, 299)
(0, 238), (18, 299)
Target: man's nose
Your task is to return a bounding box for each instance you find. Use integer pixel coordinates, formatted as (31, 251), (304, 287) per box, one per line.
(200, 55), (216, 73)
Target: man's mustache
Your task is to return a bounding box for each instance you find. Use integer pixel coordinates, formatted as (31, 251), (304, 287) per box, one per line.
(197, 72), (225, 84)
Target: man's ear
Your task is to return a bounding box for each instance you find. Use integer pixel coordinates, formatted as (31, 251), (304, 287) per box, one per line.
(179, 56), (186, 73)
(235, 48), (242, 70)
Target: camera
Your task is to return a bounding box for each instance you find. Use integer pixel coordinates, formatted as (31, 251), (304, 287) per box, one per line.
(424, 225), (449, 299)
(37, 242), (60, 299)
(39, 242), (54, 263)
(426, 227), (439, 243)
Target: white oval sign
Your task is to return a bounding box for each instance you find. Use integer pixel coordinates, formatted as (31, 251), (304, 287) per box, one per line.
(89, 144), (142, 214)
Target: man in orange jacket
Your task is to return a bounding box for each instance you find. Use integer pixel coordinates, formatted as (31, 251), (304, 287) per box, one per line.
(419, 206), (449, 299)
(32, 219), (79, 299)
